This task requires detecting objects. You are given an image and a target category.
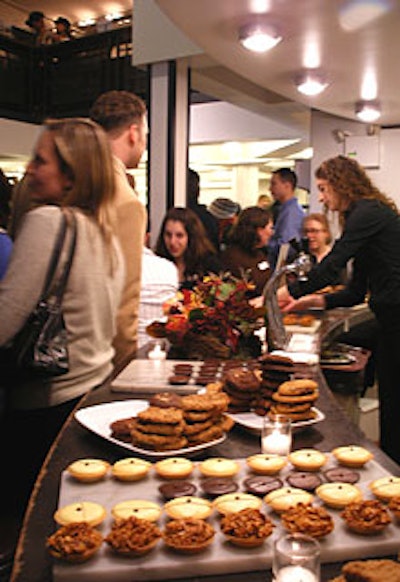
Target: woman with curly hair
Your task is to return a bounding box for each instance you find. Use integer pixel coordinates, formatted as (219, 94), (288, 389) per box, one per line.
(279, 154), (400, 464)
(219, 206), (274, 296)
(155, 206), (221, 287)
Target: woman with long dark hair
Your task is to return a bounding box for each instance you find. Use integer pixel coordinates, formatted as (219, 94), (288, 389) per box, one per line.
(219, 206), (274, 296)
(155, 206), (221, 287)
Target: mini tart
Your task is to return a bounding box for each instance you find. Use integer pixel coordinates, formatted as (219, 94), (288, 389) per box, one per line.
(264, 487), (314, 513)
(369, 476), (400, 501)
(111, 500), (162, 522)
(111, 457), (152, 481)
(105, 516), (161, 556)
(332, 445), (374, 468)
(213, 492), (262, 515)
(164, 496), (213, 519)
(54, 501), (107, 527)
(220, 507), (274, 547)
(280, 503), (334, 538)
(162, 518), (215, 553)
(316, 482), (363, 509)
(199, 457), (240, 478)
(340, 499), (391, 535)
(246, 453), (287, 475)
(288, 449), (328, 472)
(66, 459), (110, 482)
(46, 522), (103, 563)
(154, 457), (194, 479)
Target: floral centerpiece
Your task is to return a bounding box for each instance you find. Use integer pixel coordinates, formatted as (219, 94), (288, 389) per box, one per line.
(146, 272), (266, 360)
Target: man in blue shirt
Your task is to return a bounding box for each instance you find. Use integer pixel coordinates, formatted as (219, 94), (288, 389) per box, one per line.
(267, 167), (305, 269)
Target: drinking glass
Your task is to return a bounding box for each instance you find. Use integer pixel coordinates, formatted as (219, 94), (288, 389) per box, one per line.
(273, 532), (321, 582)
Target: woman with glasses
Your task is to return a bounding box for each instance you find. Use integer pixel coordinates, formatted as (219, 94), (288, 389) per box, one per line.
(303, 213), (332, 263)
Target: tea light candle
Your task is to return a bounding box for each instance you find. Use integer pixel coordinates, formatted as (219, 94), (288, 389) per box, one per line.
(262, 430), (291, 456)
(148, 343), (167, 360)
(275, 565), (318, 582)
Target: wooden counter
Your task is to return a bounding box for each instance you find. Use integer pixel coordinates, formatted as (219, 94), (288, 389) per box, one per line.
(10, 306), (399, 582)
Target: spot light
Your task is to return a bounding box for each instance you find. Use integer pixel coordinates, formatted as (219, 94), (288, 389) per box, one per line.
(355, 99), (381, 122)
(238, 23), (282, 53)
(295, 71), (328, 96)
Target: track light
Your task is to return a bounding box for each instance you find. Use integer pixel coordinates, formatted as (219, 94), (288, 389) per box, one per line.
(239, 23), (282, 53)
(355, 100), (381, 123)
(295, 71), (328, 96)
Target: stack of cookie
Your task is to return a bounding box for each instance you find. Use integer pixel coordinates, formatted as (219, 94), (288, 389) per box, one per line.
(113, 390), (233, 452)
(268, 378), (319, 422)
(180, 392), (232, 445)
(130, 406), (188, 451)
(221, 367), (261, 413)
(254, 354), (296, 416)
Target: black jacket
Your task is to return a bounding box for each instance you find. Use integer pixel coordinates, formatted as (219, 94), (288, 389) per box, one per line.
(289, 199), (400, 316)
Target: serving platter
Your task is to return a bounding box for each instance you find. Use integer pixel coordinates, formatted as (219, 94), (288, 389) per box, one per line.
(53, 454), (400, 581)
(228, 407), (325, 434)
(75, 400), (226, 459)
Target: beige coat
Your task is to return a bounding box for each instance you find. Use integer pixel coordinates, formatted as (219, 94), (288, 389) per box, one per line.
(112, 157), (147, 373)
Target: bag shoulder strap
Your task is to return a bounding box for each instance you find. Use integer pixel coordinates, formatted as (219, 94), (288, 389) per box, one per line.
(40, 210), (68, 298)
(52, 208), (77, 304)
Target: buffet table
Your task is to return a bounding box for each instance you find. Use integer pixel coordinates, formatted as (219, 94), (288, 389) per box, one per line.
(10, 306), (400, 582)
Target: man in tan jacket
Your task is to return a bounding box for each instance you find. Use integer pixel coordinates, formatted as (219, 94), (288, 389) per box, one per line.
(90, 90), (147, 374)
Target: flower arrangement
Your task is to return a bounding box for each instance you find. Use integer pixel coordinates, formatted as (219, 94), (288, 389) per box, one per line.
(146, 272), (266, 360)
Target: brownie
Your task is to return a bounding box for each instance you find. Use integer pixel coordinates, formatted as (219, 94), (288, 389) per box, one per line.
(324, 467), (360, 484)
(158, 480), (197, 500)
(286, 471), (323, 492)
(201, 477), (239, 498)
(243, 475), (283, 496)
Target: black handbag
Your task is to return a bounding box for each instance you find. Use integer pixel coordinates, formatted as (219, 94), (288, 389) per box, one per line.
(7, 208), (77, 378)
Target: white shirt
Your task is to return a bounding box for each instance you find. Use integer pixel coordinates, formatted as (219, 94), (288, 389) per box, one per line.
(137, 247), (179, 348)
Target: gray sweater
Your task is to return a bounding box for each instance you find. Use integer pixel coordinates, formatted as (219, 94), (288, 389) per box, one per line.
(0, 206), (125, 410)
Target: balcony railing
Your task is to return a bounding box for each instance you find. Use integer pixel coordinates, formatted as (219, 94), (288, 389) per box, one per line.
(0, 27), (149, 123)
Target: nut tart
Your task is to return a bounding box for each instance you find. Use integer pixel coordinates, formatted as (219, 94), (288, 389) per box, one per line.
(46, 522), (103, 563)
(105, 516), (161, 556)
(220, 507), (274, 547)
(162, 518), (215, 553)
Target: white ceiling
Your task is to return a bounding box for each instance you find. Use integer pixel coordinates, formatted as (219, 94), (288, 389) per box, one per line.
(156, 0), (400, 127)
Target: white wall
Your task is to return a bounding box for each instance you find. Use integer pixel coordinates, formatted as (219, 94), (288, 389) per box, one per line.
(310, 110), (400, 209)
(0, 118), (40, 174)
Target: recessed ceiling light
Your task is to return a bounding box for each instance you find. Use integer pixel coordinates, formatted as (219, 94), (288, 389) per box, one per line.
(239, 23), (282, 53)
(296, 71), (328, 96)
(355, 100), (381, 122)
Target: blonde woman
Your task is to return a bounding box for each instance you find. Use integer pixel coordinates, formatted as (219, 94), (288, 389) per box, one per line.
(0, 118), (124, 523)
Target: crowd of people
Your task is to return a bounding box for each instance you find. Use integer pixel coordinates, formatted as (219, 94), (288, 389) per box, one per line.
(1, 87), (400, 571)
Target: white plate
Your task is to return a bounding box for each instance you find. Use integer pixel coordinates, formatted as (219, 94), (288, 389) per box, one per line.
(227, 407), (325, 434)
(75, 399), (226, 458)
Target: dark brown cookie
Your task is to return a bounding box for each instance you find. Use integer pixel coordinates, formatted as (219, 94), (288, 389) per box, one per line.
(243, 475), (283, 496)
(201, 477), (239, 498)
(324, 467), (360, 484)
(286, 471), (323, 492)
(158, 480), (197, 500)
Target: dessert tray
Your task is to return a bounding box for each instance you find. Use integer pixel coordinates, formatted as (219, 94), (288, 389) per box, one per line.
(75, 400), (226, 459)
(53, 454), (400, 581)
(227, 407), (325, 434)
